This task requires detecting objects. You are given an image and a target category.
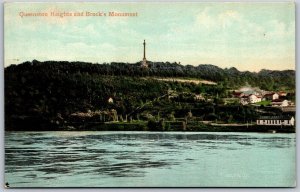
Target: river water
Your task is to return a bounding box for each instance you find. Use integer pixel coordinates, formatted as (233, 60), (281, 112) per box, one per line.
(5, 131), (296, 187)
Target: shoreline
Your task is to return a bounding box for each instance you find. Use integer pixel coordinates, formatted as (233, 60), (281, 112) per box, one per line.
(5, 123), (296, 133)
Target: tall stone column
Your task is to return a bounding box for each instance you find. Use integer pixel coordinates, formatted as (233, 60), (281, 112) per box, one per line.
(142, 40), (147, 67)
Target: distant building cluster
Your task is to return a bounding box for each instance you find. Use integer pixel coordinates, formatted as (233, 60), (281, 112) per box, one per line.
(232, 90), (293, 107)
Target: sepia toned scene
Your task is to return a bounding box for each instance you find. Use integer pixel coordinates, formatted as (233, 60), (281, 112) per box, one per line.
(4, 2), (295, 187)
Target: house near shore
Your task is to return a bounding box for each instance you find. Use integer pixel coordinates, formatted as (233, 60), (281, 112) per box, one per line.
(256, 116), (295, 126)
(240, 94), (262, 105)
(248, 94), (262, 103)
(264, 93), (279, 100)
(271, 99), (289, 107)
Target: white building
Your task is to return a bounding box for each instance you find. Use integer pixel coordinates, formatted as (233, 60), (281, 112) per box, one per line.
(256, 116), (295, 126)
(240, 94), (262, 105)
(108, 97), (114, 103)
(272, 99), (289, 107)
(248, 94), (262, 103)
(264, 93), (279, 100)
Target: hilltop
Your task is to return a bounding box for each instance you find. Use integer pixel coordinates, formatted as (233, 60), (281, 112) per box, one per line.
(6, 60), (295, 89)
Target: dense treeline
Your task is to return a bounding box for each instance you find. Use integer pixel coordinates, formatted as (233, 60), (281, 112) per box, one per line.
(5, 60), (295, 131)
(6, 60), (295, 90)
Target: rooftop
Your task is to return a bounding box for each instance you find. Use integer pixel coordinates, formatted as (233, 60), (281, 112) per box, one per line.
(258, 116), (293, 120)
(264, 93), (277, 96)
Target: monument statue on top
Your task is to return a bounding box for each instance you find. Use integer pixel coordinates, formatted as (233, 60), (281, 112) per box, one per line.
(141, 40), (148, 68)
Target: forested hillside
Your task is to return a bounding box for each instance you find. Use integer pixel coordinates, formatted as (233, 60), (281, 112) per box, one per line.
(5, 60), (295, 131)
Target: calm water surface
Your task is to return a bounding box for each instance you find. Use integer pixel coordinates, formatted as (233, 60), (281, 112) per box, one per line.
(5, 131), (296, 187)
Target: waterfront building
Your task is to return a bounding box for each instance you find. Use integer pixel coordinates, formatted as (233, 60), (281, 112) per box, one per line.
(256, 116), (295, 126)
(248, 94), (262, 103)
(264, 93), (279, 100)
(271, 99), (289, 107)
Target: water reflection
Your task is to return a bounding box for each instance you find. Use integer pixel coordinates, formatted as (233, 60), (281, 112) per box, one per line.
(5, 132), (296, 187)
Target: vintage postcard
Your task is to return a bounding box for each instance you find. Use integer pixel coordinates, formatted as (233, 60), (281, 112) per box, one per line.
(4, 2), (295, 187)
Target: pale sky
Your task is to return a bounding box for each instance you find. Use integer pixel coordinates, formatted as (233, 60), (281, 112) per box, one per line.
(4, 2), (295, 71)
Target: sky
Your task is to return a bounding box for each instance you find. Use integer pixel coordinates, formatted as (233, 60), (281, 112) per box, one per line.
(4, 2), (295, 71)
